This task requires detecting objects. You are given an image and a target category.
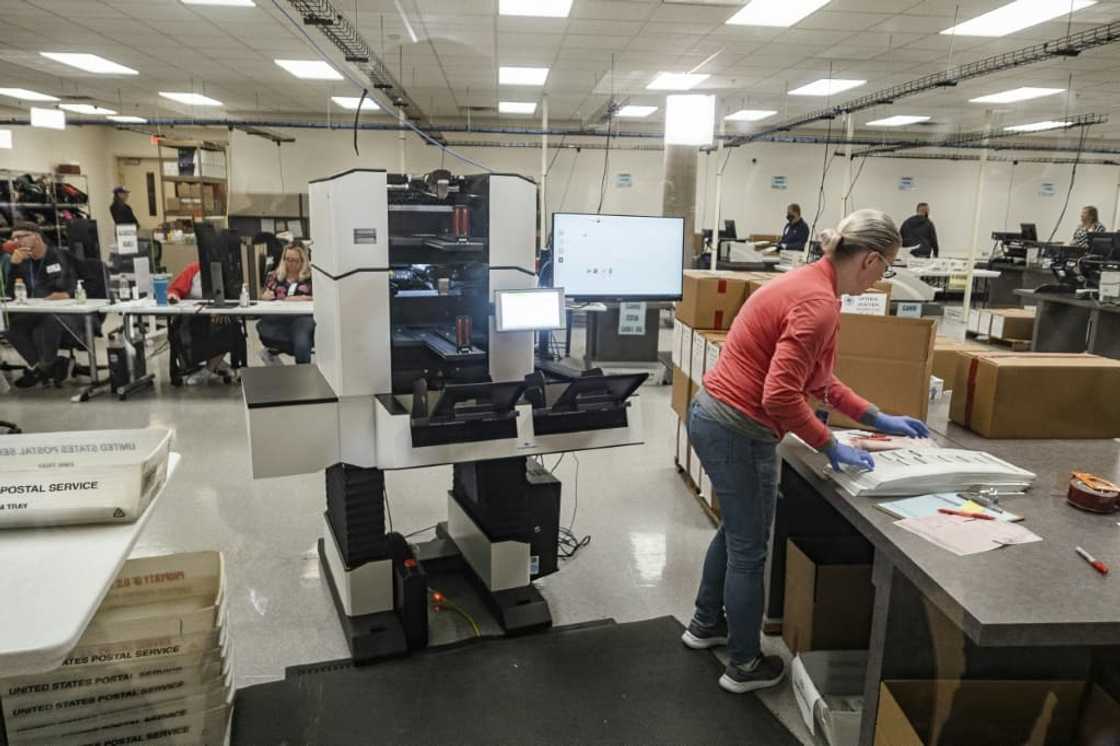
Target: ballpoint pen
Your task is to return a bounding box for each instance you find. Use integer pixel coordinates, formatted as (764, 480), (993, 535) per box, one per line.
(1075, 547), (1110, 576)
(939, 508), (995, 520)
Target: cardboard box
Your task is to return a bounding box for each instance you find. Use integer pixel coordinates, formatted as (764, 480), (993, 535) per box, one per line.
(202, 184), (216, 211)
(792, 651), (867, 746)
(689, 446), (702, 488)
(931, 337), (988, 391)
(676, 270), (753, 330)
(691, 328), (708, 383)
(782, 537), (874, 655)
(989, 307), (1036, 341)
(703, 331), (727, 374)
(832, 315), (937, 427)
(671, 365), (693, 421)
(967, 308), (993, 335)
(675, 417), (689, 473)
(874, 680), (1086, 746)
(671, 320), (685, 368)
(950, 352), (1120, 438)
(165, 196), (180, 213)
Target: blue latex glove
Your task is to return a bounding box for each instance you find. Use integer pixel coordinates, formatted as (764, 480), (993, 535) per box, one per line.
(824, 442), (875, 472)
(871, 413), (930, 438)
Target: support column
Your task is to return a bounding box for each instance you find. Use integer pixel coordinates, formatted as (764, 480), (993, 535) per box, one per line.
(540, 94), (548, 253)
(961, 109), (994, 330)
(398, 109), (407, 174)
(1111, 165), (1120, 230)
(842, 112), (855, 215)
(663, 145), (699, 270)
(710, 112), (724, 271)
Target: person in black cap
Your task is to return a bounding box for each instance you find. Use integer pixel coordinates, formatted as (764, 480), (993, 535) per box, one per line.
(110, 186), (138, 226)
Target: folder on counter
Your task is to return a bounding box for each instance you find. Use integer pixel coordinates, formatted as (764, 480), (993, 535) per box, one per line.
(876, 493), (1022, 523)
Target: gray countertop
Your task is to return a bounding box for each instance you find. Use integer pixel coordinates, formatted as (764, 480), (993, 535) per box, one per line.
(780, 402), (1120, 647)
(1015, 288), (1120, 314)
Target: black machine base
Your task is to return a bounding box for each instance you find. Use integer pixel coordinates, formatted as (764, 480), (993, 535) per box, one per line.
(317, 538), (409, 664)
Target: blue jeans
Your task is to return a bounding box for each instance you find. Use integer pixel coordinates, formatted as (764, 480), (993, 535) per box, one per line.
(687, 399), (780, 665)
(258, 315), (316, 364)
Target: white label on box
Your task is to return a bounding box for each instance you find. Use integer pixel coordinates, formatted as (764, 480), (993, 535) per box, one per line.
(968, 308), (980, 332)
(679, 322), (693, 375)
(671, 320), (683, 367)
(689, 447), (701, 487)
(618, 301), (646, 335)
(691, 331), (707, 383)
(990, 315), (1005, 339)
(978, 310), (992, 335)
(705, 341), (721, 373)
(790, 656), (821, 736)
(897, 302), (922, 318)
(115, 224), (139, 255)
(840, 292), (888, 316)
(700, 471), (711, 499)
(676, 420), (688, 469)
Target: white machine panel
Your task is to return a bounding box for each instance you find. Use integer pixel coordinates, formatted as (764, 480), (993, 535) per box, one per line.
(309, 169), (389, 276)
(322, 514), (393, 616)
(313, 270), (391, 398)
(489, 268), (536, 383)
(338, 395), (378, 468)
(487, 174), (536, 270)
(243, 396), (339, 479)
(447, 495), (530, 592)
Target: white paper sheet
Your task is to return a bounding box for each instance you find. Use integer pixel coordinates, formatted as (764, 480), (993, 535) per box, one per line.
(896, 513), (1042, 556)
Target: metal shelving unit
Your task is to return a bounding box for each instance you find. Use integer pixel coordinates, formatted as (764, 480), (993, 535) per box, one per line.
(155, 139), (230, 230)
(0, 169), (91, 247)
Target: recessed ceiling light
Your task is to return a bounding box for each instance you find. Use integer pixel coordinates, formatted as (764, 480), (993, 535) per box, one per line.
(331, 96), (380, 112)
(665, 95), (715, 146)
(499, 0), (572, 17)
(499, 101), (537, 114)
(724, 109), (777, 122)
(1004, 120), (1072, 132)
(275, 59), (343, 80)
(0, 88), (59, 102)
(789, 78), (865, 96)
(59, 103), (118, 115)
(941, 0), (1095, 37)
(108, 115), (148, 124)
(647, 72), (710, 91)
(866, 115), (930, 127)
(30, 107), (65, 130)
(969, 86), (1065, 104)
(617, 105), (658, 118)
(39, 52), (138, 75)
(499, 66), (549, 86)
(181, 0), (256, 6)
(726, 0), (831, 28)
(159, 91), (223, 106)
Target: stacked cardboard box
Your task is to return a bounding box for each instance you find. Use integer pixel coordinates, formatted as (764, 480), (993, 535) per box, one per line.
(931, 336), (988, 393)
(988, 307), (1036, 342)
(1, 552), (232, 745)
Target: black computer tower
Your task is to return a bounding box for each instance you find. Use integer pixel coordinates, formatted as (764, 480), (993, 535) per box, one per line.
(526, 460), (561, 579)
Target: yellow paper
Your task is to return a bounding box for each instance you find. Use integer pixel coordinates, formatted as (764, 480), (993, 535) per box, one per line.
(959, 500), (984, 514)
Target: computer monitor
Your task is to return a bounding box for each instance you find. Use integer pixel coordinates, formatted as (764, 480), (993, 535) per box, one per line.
(66, 219), (99, 260)
(551, 212), (684, 301)
(1087, 232), (1120, 259)
(722, 220), (737, 240)
(1020, 223), (1038, 242)
(495, 288), (565, 332)
(195, 222), (244, 305)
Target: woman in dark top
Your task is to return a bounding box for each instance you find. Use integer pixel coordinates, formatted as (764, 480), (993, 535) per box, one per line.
(257, 243), (315, 365)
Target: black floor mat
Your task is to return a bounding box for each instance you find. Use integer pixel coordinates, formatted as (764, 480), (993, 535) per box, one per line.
(232, 616), (798, 745)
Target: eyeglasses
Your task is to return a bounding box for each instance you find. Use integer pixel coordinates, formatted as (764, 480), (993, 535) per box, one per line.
(870, 251), (896, 279)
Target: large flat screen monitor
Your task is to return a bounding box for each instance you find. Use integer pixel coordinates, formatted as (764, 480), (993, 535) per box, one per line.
(552, 212), (684, 301)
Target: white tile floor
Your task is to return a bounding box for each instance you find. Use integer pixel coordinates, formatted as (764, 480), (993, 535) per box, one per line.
(0, 317), (858, 744)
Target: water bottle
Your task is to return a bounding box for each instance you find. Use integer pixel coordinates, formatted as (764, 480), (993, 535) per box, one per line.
(13, 278), (27, 303)
(75, 279), (87, 304)
(239, 283), (250, 308)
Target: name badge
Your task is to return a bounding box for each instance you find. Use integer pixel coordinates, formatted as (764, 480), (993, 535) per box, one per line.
(46, 263), (61, 274)
(288, 282), (298, 296)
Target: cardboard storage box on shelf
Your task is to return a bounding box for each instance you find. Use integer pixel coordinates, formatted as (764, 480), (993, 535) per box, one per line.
(690, 330), (729, 388)
(671, 319), (687, 368)
(689, 446), (702, 488)
(950, 352), (1120, 438)
(165, 196), (181, 213)
(967, 308), (992, 335)
(671, 365), (694, 421)
(675, 418), (689, 472)
(703, 331), (727, 376)
(783, 537), (874, 655)
(931, 336), (988, 392)
(830, 315), (937, 428)
(690, 328), (707, 383)
(675, 270), (754, 330)
(989, 307), (1036, 341)
(791, 651), (867, 746)
(873, 679), (1115, 746)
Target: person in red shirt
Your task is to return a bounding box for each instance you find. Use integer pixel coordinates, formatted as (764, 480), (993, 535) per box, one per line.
(680, 209), (929, 694)
(166, 261), (240, 384)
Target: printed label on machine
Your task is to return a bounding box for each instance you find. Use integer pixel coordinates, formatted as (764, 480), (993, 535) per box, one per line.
(618, 301), (647, 335)
(353, 228), (378, 244)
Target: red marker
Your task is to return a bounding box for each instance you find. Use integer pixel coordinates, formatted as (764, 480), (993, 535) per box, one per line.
(938, 508), (995, 520)
(1076, 547), (1110, 576)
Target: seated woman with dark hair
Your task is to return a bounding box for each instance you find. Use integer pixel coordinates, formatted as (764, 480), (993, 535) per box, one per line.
(257, 243), (315, 365)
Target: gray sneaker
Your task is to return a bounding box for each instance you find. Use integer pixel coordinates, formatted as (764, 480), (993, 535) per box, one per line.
(680, 619), (728, 649)
(719, 655), (785, 694)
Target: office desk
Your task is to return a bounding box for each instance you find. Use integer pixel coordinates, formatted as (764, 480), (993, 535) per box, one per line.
(987, 265), (1054, 306)
(1015, 289), (1120, 359)
(112, 299), (314, 385)
(0, 299), (112, 401)
(768, 431), (1120, 744)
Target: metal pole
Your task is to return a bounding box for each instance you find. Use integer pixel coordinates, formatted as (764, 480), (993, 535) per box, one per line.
(540, 94), (548, 254)
(962, 109), (994, 331)
(1111, 165), (1120, 229)
(842, 113), (855, 214)
(398, 108), (406, 174)
(710, 111), (724, 271)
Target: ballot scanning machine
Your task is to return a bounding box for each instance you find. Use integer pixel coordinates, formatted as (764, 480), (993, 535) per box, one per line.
(241, 169), (647, 661)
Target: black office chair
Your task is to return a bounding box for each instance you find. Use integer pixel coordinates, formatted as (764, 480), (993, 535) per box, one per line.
(59, 253), (109, 381)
